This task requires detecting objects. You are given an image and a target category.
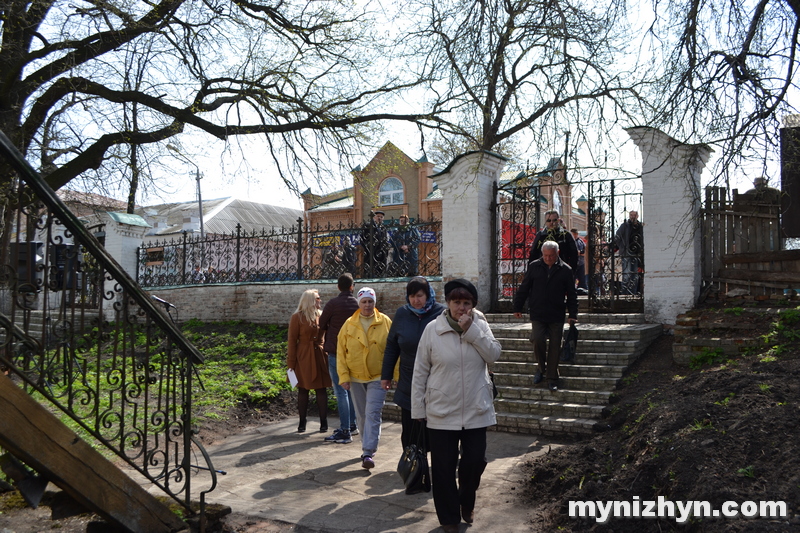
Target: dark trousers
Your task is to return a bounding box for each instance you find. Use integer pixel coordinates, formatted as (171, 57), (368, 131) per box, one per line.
(428, 427), (488, 526)
(400, 408), (428, 452)
(531, 320), (564, 383)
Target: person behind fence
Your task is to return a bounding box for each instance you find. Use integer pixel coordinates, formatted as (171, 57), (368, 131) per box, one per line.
(319, 273), (360, 444)
(614, 210), (643, 295)
(287, 289), (331, 433)
(337, 287), (392, 469)
(513, 241), (578, 392)
(323, 243), (345, 279)
(192, 264), (205, 284)
(381, 276), (444, 453)
(570, 228), (588, 290)
(412, 279), (501, 532)
(391, 214), (421, 276)
(360, 210), (389, 278)
(528, 209), (578, 272)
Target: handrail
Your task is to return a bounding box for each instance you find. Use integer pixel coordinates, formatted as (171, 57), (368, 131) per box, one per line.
(0, 129), (213, 516)
(0, 130), (203, 364)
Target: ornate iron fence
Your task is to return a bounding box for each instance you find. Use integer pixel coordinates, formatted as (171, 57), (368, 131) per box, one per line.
(137, 216), (442, 287)
(0, 131), (217, 519)
(586, 178), (644, 313)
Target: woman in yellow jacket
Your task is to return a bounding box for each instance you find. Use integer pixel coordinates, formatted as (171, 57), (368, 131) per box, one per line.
(337, 287), (392, 470)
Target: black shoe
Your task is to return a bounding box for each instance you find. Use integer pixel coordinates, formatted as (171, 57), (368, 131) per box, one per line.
(319, 422), (328, 433)
(533, 372), (544, 385)
(549, 381), (558, 392)
(297, 424), (306, 433)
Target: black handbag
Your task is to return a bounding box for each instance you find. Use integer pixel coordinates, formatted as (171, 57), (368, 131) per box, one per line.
(560, 323), (578, 362)
(396, 421), (431, 494)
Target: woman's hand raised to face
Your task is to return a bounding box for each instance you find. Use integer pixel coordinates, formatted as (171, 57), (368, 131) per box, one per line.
(458, 312), (473, 332)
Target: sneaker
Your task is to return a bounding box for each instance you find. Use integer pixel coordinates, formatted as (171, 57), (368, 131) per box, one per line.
(350, 426), (359, 436)
(361, 455), (375, 469)
(324, 429), (352, 444)
(533, 372), (544, 385)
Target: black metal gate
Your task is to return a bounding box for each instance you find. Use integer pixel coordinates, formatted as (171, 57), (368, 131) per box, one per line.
(490, 176), (644, 313)
(585, 178), (644, 313)
(490, 181), (541, 312)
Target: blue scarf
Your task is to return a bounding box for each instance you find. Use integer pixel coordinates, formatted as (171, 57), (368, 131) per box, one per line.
(406, 283), (437, 316)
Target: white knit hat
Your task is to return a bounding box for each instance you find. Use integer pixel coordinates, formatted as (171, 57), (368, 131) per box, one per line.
(356, 287), (376, 303)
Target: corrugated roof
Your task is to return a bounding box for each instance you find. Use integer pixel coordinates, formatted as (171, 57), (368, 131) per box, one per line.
(308, 195), (354, 212)
(136, 197), (302, 236)
(207, 199), (302, 234)
(106, 212), (151, 227)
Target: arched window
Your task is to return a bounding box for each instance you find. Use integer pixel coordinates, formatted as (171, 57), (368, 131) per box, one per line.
(553, 190), (562, 216)
(379, 177), (404, 206)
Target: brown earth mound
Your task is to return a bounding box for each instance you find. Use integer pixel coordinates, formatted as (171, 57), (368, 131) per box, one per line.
(524, 330), (800, 532)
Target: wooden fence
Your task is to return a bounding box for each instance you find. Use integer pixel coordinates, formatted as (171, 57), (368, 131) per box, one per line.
(701, 186), (795, 296)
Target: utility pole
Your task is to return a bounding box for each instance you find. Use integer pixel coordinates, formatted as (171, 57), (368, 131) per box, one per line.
(167, 144), (205, 267)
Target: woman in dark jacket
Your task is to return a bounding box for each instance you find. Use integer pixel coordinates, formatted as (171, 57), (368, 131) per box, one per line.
(381, 277), (445, 450)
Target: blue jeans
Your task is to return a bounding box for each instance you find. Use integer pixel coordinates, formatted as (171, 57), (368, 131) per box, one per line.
(328, 354), (356, 431)
(348, 380), (386, 457)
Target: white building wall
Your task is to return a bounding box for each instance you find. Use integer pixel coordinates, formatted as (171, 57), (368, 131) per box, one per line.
(627, 127), (712, 326)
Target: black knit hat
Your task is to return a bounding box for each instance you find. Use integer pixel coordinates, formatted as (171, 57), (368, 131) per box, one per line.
(444, 278), (478, 303)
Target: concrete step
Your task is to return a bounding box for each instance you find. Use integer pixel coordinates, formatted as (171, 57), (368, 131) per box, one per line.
(490, 361), (626, 379)
(496, 385), (612, 405)
(494, 413), (595, 438)
(485, 312), (647, 325)
(499, 349), (640, 366)
(496, 336), (641, 354)
(491, 322), (661, 342)
(497, 373), (618, 391)
(494, 398), (605, 419)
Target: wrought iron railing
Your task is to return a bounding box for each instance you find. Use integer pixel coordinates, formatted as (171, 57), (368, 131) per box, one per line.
(0, 131), (217, 519)
(137, 217), (442, 287)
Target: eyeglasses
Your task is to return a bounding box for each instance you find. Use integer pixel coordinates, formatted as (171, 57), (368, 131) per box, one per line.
(546, 218), (558, 222)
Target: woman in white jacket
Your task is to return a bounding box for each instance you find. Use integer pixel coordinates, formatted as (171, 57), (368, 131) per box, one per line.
(411, 279), (501, 533)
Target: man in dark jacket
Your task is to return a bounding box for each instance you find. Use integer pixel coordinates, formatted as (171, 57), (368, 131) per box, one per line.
(360, 210), (389, 278)
(513, 241), (578, 391)
(528, 209), (578, 272)
(319, 273), (360, 443)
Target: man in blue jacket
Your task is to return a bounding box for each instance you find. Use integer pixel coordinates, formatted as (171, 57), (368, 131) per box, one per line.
(513, 241), (578, 391)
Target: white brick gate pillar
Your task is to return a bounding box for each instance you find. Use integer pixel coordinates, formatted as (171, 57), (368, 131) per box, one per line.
(627, 127), (712, 326)
(432, 151), (507, 310)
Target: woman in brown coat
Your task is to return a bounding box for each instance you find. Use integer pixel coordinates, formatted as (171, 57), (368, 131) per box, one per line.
(287, 289), (332, 433)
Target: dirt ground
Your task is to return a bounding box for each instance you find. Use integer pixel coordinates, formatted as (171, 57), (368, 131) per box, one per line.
(2, 305), (798, 532)
(524, 310), (800, 532)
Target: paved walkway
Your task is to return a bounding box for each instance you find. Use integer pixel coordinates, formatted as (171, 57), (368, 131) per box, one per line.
(202, 417), (560, 532)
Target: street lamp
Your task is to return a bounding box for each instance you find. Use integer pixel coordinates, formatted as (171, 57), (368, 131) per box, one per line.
(166, 144), (205, 242)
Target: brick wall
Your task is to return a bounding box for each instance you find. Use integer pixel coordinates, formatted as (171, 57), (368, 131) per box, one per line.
(147, 279), (444, 326)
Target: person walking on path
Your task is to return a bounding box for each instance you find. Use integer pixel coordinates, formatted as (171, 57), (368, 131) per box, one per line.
(513, 241), (578, 392)
(319, 273), (359, 444)
(412, 279), (502, 533)
(337, 287), (392, 469)
(614, 210), (644, 295)
(528, 209), (578, 272)
(381, 276), (445, 451)
(287, 289), (332, 433)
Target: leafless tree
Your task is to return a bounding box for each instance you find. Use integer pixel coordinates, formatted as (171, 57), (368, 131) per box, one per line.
(645, 0), (799, 186)
(405, 0), (650, 173)
(0, 0), (435, 199)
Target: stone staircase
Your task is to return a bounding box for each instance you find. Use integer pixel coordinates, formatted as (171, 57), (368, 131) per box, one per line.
(383, 312), (662, 440)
